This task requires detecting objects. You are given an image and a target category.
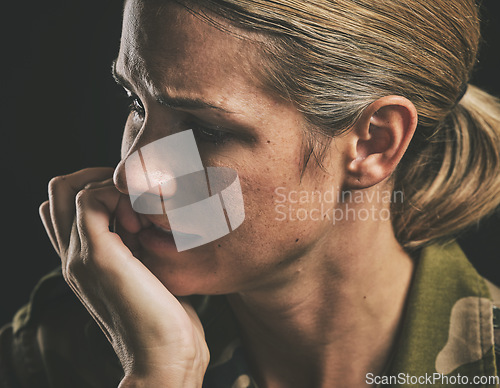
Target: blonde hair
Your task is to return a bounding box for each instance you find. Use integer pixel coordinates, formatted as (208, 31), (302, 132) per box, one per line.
(172, 0), (500, 249)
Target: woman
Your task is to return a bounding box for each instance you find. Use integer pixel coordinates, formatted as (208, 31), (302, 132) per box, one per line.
(1, 0), (500, 387)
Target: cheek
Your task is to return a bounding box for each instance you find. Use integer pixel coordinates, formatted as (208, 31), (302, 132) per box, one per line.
(219, 174), (329, 264)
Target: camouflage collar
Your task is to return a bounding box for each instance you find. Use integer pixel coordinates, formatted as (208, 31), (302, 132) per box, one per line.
(386, 242), (497, 387)
(198, 242), (498, 387)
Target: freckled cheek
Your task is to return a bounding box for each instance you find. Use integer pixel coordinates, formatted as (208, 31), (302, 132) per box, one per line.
(240, 176), (278, 208)
(240, 174), (333, 237)
(211, 181), (323, 275)
(221, 194), (318, 265)
(236, 181), (295, 236)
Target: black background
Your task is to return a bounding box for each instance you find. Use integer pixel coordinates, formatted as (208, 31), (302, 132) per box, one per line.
(1, 1), (499, 326)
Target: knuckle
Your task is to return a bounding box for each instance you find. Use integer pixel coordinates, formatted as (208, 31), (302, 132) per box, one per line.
(39, 200), (49, 215)
(66, 252), (89, 279)
(75, 188), (91, 207)
(66, 257), (81, 274)
(65, 248), (99, 285)
(48, 175), (67, 193)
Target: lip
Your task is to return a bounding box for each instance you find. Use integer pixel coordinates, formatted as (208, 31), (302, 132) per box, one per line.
(138, 224), (177, 254)
(138, 215), (203, 254)
(142, 214), (203, 237)
(142, 214), (172, 231)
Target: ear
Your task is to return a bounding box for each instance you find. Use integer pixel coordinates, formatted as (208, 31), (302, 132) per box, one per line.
(343, 96), (418, 189)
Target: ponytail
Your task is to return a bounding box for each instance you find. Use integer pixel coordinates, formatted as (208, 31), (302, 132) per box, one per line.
(394, 85), (500, 249)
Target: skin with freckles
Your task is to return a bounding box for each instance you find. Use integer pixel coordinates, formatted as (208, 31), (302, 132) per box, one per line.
(113, 0), (349, 297)
(41, 1), (419, 387)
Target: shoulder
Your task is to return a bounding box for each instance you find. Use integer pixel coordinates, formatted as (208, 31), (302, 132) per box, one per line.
(0, 268), (248, 388)
(0, 268), (122, 388)
(388, 241), (500, 383)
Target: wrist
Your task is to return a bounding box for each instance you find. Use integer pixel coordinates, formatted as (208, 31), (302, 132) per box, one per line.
(119, 370), (204, 388)
(118, 358), (208, 388)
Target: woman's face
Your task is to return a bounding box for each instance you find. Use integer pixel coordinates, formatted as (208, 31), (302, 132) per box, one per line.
(113, 0), (346, 296)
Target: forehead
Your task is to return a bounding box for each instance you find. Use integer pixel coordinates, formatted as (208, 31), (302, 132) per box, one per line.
(117, 0), (261, 96)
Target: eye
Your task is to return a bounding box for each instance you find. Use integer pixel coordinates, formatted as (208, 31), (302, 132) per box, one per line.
(189, 121), (232, 145)
(126, 93), (145, 119)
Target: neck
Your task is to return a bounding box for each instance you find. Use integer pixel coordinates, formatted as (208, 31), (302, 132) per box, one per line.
(226, 216), (415, 388)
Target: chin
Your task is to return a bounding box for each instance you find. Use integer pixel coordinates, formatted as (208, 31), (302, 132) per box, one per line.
(139, 252), (225, 296)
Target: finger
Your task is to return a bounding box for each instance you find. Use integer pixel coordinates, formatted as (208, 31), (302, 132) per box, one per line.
(113, 195), (143, 255)
(84, 178), (118, 232)
(49, 167), (114, 252)
(115, 194), (142, 234)
(74, 184), (181, 305)
(73, 186), (197, 353)
(39, 200), (60, 254)
(64, 218), (118, 335)
(75, 185), (126, 252)
(83, 178), (114, 191)
(75, 187), (133, 264)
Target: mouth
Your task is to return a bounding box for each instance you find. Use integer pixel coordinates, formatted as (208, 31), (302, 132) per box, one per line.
(141, 214), (172, 233)
(143, 214), (202, 237)
(150, 221), (173, 234)
(138, 214), (204, 253)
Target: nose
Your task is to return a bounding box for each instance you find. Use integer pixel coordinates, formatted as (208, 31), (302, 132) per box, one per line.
(114, 128), (205, 214)
(114, 144), (178, 193)
(113, 141), (178, 215)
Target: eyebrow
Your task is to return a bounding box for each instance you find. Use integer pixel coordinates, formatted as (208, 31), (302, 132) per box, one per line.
(111, 60), (234, 113)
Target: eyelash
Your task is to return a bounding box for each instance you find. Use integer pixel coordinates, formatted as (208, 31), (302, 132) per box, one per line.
(189, 122), (232, 145)
(127, 95), (145, 118)
(125, 94), (232, 145)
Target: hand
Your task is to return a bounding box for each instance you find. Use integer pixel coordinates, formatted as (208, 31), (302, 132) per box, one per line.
(39, 168), (210, 387)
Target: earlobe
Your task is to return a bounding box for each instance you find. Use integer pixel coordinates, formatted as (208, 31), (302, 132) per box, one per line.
(344, 96), (418, 190)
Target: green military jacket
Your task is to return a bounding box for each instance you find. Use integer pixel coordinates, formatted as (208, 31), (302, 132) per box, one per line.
(0, 241), (499, 387)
